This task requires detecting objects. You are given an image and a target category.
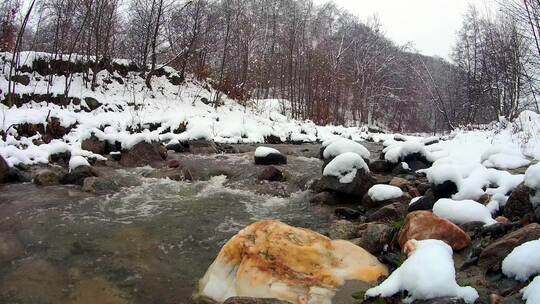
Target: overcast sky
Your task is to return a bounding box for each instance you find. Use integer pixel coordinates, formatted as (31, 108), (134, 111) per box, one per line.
(313, 0), (496, 60)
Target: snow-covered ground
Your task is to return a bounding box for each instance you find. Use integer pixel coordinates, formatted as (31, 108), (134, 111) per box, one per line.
(0, 52), (373, 167)
(1, 51), (540, 175)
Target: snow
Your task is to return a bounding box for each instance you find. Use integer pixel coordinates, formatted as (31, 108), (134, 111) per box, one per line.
(365, 239), (479, 304)
(255, 146), (281, 157)
(522, 275), (540, 304)
(481, 145), (530, 169)
(322, 152), (369, 183)
(368, 184), (403, 202)
(409, 196), (422, 205)
(69, 155), (90, 171)
(525, 163), (540, 190)
(322, 138), (370, 160)
(502, 239), (540, 281)
(0, 52), (376, 167)
(401, 162), (410, 170)
(433, 199), (497, 226)
(384, 141), (433, 164)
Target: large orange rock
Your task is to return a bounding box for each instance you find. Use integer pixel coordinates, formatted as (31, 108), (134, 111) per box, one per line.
(398, 211), (471, 251)
(197, 220), (388, 304)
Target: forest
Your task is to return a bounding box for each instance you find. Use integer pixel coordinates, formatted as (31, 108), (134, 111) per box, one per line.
(1, 0), (540, 132)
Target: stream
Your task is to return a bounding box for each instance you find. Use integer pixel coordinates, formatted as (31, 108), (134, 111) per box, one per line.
(0, 143), (382, 304)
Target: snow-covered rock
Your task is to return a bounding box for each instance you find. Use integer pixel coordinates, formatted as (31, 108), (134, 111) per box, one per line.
(433, 198), (497, 226)
(502, 239), (540, 281)
(322, 138), (370, 160)
(322, 152), (369, 183)
(68, 156), (90, 171)
(367, 184), (403, 202)
(197, 220), (388, 303)
(481, 146), (530, 170)
(365, 239), (478, 303)
(254, 147), (287, 165)
(522, 275), (540, 304)
(525, 163), (540, 207)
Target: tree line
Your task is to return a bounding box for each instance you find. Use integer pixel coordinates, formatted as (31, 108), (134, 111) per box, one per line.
(1, 0), (539, 132)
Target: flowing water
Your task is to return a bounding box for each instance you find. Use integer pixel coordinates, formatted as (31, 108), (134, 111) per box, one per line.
(0, 143), (382, 304)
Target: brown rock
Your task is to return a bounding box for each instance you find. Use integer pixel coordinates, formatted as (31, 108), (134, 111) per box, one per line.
(119, 142), (167, 167)
(504, 183), (534, 221)
(495, 216), (509, 224)
(408, 188), (421, 198)
(478, 223), (540, 271)
(82, 135), (107, 155)
(368, 202), (407, 222)
(398, 211), (471, 250)
(390, 177), (410, 191)
(478, 194), (491, 205)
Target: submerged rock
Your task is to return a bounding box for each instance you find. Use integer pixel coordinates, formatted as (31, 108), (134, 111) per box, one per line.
(398, 211), (471, 251)
(258, 166), (284, 182)
(197, 220), (388, 304)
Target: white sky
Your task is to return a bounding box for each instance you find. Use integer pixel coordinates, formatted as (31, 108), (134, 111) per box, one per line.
(313, 0), (496, 59)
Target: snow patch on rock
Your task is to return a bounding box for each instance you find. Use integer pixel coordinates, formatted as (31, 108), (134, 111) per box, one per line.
(323, 152), (369, 183)
(368, 184), (403, 202)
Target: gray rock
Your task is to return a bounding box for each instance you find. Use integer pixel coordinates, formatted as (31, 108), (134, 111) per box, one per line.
(82, 177), (120, 193)
(328, 220), (358, 240)
(368, 160), (393, 173)
(310, 191), (339, 205)
(255, 153), (287, 165)
(83, 97), (102, 111)
(61, 165), (97, 186)
(314, 169), (376, 199)
(189, 140), (219, 154)
(357, 223), (394, 254)
(479, 223), (540, 271)
(0, 155), (9, 183)
(11, 74), (30, 86)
